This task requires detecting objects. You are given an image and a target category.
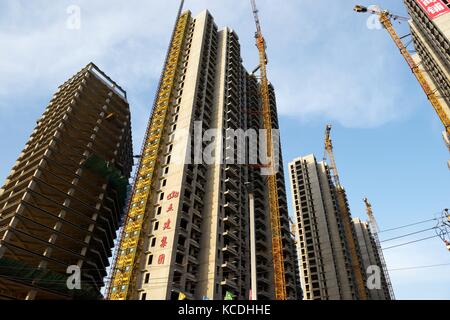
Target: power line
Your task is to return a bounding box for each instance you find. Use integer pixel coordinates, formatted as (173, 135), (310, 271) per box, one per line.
(388, 263), (450, 272)
(378, 217), (439, 233)
(380, 227), (437, 243)
(382, 235), (440, 250)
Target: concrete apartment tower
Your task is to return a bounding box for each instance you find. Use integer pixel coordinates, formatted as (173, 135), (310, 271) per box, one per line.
(108, 9), (299, 301)
(352, 218), (393, 300)
(289, 155), (367, 300)
(0, 63), (133, 300)
(403, 0), (450, 166)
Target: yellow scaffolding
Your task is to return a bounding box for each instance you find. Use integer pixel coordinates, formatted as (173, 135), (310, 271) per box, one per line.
(107, 10), (190, 300)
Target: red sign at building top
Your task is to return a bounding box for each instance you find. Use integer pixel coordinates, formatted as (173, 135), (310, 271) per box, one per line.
(415, 0), (450, 20)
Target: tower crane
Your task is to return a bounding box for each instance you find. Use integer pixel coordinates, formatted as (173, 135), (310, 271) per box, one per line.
(324, 125), (368, 300)
(354, 5), (450, 138)
(250, 0), (287, 300)
(363, 197), (395, 299)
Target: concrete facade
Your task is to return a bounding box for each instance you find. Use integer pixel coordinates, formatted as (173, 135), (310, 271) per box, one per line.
(126, 10), (299, 301)
(0, 63), (133, 299)
(352, 218), (392, 300)
(289, 155), (357, 300)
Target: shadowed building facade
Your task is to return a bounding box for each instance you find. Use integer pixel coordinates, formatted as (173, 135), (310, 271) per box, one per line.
(0, 63), (133, 299)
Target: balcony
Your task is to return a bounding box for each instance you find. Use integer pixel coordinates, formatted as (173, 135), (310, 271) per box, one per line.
(256, 239), (268, 251)
(225, 166), (239, 178)
(223, 202), (238, 214)
(192, 208), (202, 219)
(256, 251), (271, 260)
(224, 189), (238, 202)
(223, 229), (239, 241)
(178, 227), (188, 238)
(220, 277), (238, 289)
(255, 213), (266, 225)
(223, 216), (239, 227)
(222, 244), (238, 256)
(187, 254), (199, 264)
(258, 274), (271, 285)
(181, 269), (196, 282)
(221, 261), (238, 272)
(224, 178), (239, 190)
(191, 224), (201, 234)
(177, 243), (186, 253)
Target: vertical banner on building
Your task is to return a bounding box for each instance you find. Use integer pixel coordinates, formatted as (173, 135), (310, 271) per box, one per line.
(415, 0), (450, 20)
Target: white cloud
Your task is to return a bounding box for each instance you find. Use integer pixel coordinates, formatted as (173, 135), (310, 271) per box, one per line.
(0, 0), (419, 131)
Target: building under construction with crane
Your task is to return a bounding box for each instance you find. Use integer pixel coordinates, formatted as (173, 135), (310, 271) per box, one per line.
(107, 1), (300, 300)
(355, 2), (450, 168)
(288, 126), (394, 300)
(403, 0), (450, 168)
(353, 198), (395, 300)
(289, 154), (361, 300)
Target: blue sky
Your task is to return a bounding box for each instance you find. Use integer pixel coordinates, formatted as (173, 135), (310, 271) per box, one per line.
(0, 0), (449, 299)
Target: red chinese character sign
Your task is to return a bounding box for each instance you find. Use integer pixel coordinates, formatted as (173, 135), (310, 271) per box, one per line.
(167, 191), (179, 200)
(415, 0), (450, 20)
(163, 219), (171, 230)
(160, 236), (168, 248)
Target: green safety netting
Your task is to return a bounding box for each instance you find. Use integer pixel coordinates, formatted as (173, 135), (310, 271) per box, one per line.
(0, 257), (102, 300)
(82, 155), (130, 209)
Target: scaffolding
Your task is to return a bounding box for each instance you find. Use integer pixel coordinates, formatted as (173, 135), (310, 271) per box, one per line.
(107, 2), (189, 300)
(363, 197), (396, 300)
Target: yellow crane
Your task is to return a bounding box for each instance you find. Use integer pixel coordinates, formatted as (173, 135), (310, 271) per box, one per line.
(363, 197), (395, 299)
(324, 125), (368, 300)
(354, 5), (450, 136)
(250, 0), (287, 300)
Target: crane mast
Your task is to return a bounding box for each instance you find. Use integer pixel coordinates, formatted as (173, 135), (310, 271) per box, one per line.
(324, 125), (341, 188)
(324, 125), (368, 300)
(250, 0), (287, 300)
(363, 198), (395, 299)
(354, 5), (450, 136)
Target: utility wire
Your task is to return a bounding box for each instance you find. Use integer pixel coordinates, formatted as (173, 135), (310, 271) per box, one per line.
(378, 217), (439, 233)
(388, 263), (450, 272)
(382, 235), (440, 250)
(380, 227), (437, 243)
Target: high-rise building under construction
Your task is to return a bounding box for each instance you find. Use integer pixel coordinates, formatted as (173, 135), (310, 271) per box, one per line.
(403, 0), (450, 166)
(288, 154), (368, 300)
(0, 63), (133, 300)
(352, 218), (393, 300)
(108, 8), (300, 300)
